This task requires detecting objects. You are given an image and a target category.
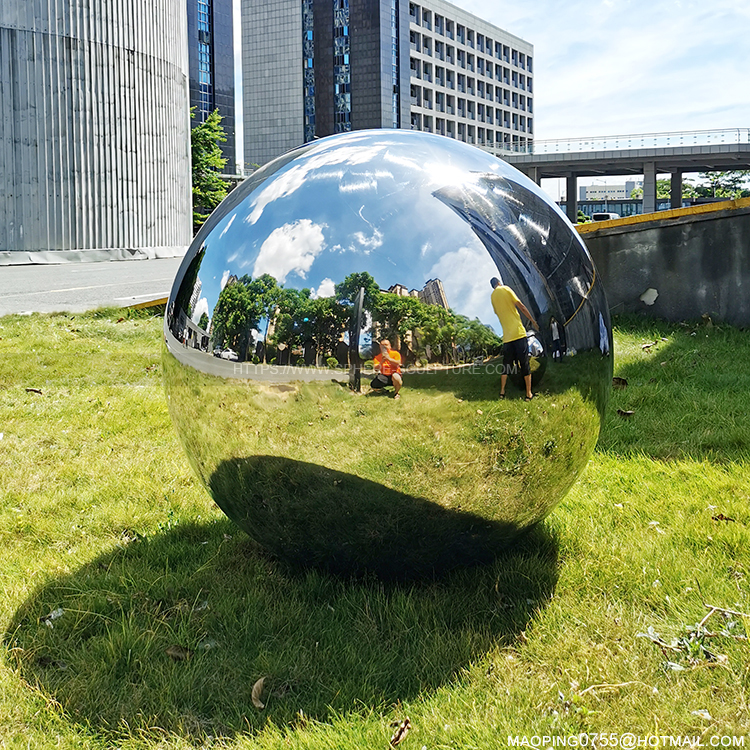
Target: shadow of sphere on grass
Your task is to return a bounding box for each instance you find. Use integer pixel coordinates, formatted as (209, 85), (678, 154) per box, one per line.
(5, 519), (559, 742)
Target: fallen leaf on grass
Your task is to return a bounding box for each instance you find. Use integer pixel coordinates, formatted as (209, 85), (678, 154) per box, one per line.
(165, 644), (192, 661)
(712, 513), (736, 523)
(390, 717), (411, 746)
(612, 376), (628, 389)
(25, 388), (43, 395)
(617, 409), (635, 418)
(252, 676), (267, 709)
(691, 709), (712, 720)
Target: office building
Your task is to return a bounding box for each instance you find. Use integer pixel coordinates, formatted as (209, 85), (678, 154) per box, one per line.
(418, 277), (449, 309)
(0, 0), (192, 261)
(187, 0), (237, 171)
(241, 0), (533, 169)
(579, 181), (642, 201)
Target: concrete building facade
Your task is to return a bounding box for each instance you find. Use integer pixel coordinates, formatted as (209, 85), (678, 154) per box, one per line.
(241, 0), (533, 169)
(579, 181), (642, 201)
(407, 0), (533, 156)
(0, 0), (192, 262)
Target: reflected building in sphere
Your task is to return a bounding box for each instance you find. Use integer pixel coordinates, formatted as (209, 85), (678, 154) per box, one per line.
(0, 0), (192, 261)
(241, 0), (533, 170)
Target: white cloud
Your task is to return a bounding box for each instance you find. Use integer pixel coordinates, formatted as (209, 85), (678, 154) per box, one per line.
(458, 0), (750, 139)
(191, 297), (209, 326)
(427, 243), (500, 331)
(219, 213), (236, 238)
(311, 277), (336, 299)
(352, 227), (384, 253)
(252, 219), (326, 284)
(220, 270), (231, 290)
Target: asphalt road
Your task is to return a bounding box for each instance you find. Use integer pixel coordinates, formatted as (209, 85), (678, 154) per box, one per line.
(0, 257), (184, 316)
(164, 330), (351, 383)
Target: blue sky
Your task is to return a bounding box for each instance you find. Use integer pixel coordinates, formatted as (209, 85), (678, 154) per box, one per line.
(233, 0), (750, 194)
(460, 0), (750, 140)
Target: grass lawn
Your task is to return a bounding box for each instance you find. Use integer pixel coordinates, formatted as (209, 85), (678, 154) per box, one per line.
(0, 309), (748, 748)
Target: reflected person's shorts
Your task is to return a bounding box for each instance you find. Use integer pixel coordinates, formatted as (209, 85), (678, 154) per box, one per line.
(370, 373), (394, 389)
(502, 337), (531, 377)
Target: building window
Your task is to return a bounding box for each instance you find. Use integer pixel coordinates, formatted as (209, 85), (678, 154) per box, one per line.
(391, 0), (400, 127)
(303, 0), (316, 141)
(196, 0), (213, 122)
(333, 0), (351, 132)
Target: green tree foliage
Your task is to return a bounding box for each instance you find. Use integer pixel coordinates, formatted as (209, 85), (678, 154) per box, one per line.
(372, 293), (426, 348)
(174, 246), (205, 319)
(205, 269), (503, 367)
(695, 171), (750, 199)
(198, 312), (209, 331)
(191, 109), (229, 233)
(210, 282), (260, 359)
(334, 272), (381, 313)
(630, 172), (750, 201)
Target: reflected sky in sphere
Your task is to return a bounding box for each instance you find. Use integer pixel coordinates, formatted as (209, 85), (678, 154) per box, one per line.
(181, 130), (594, 341)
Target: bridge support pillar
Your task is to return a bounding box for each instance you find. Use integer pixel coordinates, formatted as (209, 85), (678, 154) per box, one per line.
(643, 162), (657, 213)
(670, 170), (683, 209)
(566, 174), (578, 223)
(528, 167), (541, 185)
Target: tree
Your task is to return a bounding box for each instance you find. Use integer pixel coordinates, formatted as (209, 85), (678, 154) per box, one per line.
(631, 173), (750, 201)
(210, 282), (260, 360)
(630, 180), (671, 199)
(373, 293), (426, 350)
(695, 171), (750, 199)
(198, 312), (209, 331)
(191, 108), (229, 233)
(335, 272), (381, 313)
(241, 273), (282, 358)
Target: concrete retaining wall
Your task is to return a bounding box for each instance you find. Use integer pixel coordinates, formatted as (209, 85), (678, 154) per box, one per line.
(578, 197), (750, 326)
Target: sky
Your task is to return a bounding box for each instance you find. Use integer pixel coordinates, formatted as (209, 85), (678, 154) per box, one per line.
(233, 0), (750, 194)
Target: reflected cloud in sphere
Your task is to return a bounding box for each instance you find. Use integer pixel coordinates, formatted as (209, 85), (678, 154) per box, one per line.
(164, 130), (612, 578)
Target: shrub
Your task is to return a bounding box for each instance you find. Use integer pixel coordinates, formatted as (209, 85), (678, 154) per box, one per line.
(326, 356), (339, 368)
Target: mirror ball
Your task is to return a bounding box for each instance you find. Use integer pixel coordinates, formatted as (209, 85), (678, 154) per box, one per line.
(163, 130), (612, 577)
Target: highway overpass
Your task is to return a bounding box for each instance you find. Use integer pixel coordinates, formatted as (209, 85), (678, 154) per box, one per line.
(502, 129), (750, 222)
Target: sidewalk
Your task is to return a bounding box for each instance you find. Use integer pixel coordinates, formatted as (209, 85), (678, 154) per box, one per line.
(0, 257), (184, 316)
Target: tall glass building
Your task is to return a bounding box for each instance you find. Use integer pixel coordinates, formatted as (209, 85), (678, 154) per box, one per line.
(241, 0), (532, 169)
(187, 0), (236, 171)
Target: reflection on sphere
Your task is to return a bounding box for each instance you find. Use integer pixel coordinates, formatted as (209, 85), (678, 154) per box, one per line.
(163, 130), (612, 578)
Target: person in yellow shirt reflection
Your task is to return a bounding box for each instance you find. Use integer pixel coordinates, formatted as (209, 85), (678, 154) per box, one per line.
(371, 339), (403, 400)
(490, 276), (538, 401)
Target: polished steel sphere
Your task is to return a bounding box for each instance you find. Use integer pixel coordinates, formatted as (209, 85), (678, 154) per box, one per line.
(164, 130), (612, 577)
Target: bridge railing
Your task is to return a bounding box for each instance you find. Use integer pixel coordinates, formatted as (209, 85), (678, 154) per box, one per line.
(498, 128), (750, 155)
